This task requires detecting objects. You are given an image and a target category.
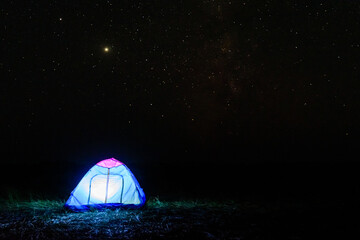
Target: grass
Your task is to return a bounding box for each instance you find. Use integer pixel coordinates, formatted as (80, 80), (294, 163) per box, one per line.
(0, 197), (261, 239)
(0, 196), (355, 239)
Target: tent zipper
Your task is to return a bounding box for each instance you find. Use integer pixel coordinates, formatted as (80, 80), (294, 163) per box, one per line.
(105, 168), (110, 203)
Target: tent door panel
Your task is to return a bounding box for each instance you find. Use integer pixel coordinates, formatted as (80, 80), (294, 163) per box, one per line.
(89, 175), (123, 204)
(106, 175), (124, 203)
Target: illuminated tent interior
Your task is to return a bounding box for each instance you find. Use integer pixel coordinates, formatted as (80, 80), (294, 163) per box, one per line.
(64, 158), (146, 211)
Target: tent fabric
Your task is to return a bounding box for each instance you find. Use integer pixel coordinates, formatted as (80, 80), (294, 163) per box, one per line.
(96, 158), (123, 168)
(64, 158), (146, 211)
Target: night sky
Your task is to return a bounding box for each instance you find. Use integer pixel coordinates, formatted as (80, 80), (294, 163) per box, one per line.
(1, 1), (360, 165)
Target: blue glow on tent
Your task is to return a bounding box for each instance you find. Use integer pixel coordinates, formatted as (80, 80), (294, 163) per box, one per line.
(64, 158), (146, 211)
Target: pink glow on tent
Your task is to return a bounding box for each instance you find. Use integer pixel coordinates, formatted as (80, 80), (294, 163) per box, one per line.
(96, 158), (123, 168)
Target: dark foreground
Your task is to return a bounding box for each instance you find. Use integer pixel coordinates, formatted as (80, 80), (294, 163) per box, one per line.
(0, 197), (357, 240)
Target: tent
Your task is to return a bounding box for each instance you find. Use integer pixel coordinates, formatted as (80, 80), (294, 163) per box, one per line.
(64, 158), (146, 211)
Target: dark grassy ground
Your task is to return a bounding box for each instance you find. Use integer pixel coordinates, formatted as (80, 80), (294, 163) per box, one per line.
(0, 196), (357, 240)
(0, 160), (359, 239)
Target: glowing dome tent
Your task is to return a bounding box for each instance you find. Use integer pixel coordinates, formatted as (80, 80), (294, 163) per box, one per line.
(65, 158), (145, 211)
